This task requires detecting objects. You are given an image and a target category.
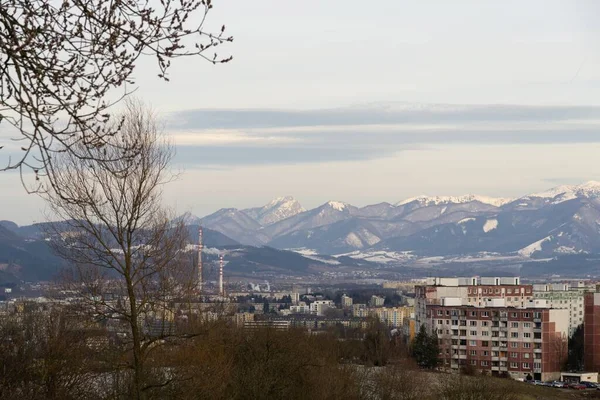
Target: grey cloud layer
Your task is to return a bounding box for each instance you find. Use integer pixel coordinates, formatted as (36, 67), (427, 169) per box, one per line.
(169, 103), (600, 166)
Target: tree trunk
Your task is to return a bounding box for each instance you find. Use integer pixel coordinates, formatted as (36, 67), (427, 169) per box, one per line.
(127, 274), (144, 400)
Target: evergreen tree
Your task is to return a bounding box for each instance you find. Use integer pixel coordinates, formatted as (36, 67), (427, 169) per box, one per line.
(426, 328), (440, 369)
(412, 324), (429, 367)
(567, 324), (584, 371)
(412, 324), (439, 369)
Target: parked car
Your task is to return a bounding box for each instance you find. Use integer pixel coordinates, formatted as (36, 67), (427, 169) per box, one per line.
(569, 383), (587, 390)
(529, 380), (544, 385)
(541, 381), (553, 387)
(581, 381), (598, 388)
(552, 381), (566, 388)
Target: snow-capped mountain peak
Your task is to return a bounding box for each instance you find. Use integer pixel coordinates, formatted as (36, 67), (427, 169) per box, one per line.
(243, 196), (305, 226)
(528, 181), (600, 204)
(396, 194), (512, 207)
(325, 201), (348, 212)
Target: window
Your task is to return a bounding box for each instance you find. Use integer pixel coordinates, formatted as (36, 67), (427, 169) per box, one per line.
(511, 322), (519, 328)
(437, 310), (443, 316)
(483, 351), (489, 356)
(482, 321), (489, 327)
(492, 351), (499, 356)
(482, 312), (489, 317)
(523, 332), (531, 338)
(533, 312), (541, 319)
(470, 340), (477, 346)
(510, 352), (518, 358)
(522, 362), (530, 369)
(523, 312), (530, 318)
(470, 350), (477, 356)
(523, 322), (531, 328)
(481, 361), (489, 366)
(482, 341), (489, 347)
(482, 331), (489, 336)
(511, 332), (519, 338)
(523, 343), (531, 348)
(470, 321), (477, 326)
(510, 342), (518, 348)
(470, 330), (477, 336)
(438, 320), (443, 325)
(507, 289), (513, 294)
(524, 353), (530, 359)
(452, 319), (458, 326)
(510, 362), (518, 368)
(471, 360), (477, 365)
(514, 297), (519, 302)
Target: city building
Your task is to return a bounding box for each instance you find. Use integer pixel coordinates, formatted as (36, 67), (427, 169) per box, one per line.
(429, 303), (568, 381)
(370, 295), (385, 307)
(290, 302), (311, 314)
(584, 289), (600, 372)
(533, 281), (591, 336)
(352, 303), (368, 317)
(341, 294), (353, 308)
(416, 277), (569, 380)
(310, 300), (334, 316)
(372, 306), (414, 328)
(415, 277), (533, 330)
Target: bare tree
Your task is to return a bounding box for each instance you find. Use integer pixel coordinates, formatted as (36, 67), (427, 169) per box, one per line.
(0, 0), (232, 186)
(43, 100), (195, 399)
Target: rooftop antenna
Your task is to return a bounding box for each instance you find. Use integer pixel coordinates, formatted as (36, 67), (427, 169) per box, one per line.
(219, 254), (224, 297)
(197, 227), (203, 291)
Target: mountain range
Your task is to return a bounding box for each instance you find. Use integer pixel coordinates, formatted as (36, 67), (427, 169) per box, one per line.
(4, 181), (600, 283)
(186, 181), (600, 258)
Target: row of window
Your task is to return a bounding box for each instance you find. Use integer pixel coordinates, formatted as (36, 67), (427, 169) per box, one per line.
(440, 338), (535, 348)
(467, 361), (535, 369)
(437, 320), (532, 328)
(468, 298), (526, 303)
(466, 350), (538, 359)
(467, 287), (531, 295)
(435, 310), (542, 319)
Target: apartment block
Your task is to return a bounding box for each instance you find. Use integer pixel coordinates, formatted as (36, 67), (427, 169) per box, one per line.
(534, 281), (591, 336)
(371, 306), (414, 328)
(310, 300), (334, 316)
(584, 290), (600, 372)
(370, 295), (385, 307)
(429, 304), (568, 380)
(341, 294), (353, 308)
(415, 277), (532, 330)
(415, 277), (568, 380)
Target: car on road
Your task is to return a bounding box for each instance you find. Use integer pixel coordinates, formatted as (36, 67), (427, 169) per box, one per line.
(581, 381), (598, 388)
(552, 381), (566, 388)
(569, 383), (587, 390)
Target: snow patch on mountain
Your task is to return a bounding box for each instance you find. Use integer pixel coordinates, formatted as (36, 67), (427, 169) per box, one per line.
(336, 250), (415, 264)
(327, 201), (347, 212)
(396, 194), (513, 207)
(518, 236), (552, 257)
(483, 219), (498, 233)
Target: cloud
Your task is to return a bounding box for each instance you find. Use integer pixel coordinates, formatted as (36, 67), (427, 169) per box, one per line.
(167, 103), (600, 167)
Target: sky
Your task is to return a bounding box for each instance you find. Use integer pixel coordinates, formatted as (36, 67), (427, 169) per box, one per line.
(2, 0), (600, 224)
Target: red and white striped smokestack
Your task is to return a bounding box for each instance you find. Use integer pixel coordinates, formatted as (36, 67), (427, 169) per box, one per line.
(219, 254), (224, 296)
(197, 227), (203, 290)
